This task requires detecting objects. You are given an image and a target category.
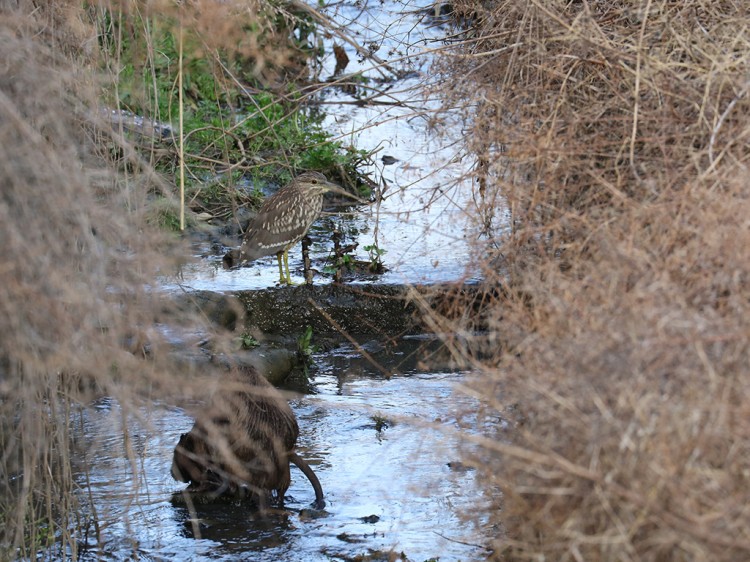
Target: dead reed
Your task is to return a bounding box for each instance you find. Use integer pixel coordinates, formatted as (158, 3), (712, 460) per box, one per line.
(434, 0), (750, 559)
(0, 3), (203, 557)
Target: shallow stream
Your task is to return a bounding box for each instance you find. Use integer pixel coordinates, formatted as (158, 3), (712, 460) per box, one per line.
(75, 0), (499, 559)
(170, 0), (489, 291)
(77, 349), (490, 561)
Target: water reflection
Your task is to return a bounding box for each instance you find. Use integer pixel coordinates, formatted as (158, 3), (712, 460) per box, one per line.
(75, 351), (489, 561)
(169, 497), (295, 551)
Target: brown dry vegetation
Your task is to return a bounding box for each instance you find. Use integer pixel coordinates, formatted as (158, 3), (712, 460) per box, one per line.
(0, 1), (275, 557)
(433, 0), (750, 560)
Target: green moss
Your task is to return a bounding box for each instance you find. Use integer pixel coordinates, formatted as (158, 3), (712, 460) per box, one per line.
(144, 198), (185, 232)
(239, 332), (260, 350)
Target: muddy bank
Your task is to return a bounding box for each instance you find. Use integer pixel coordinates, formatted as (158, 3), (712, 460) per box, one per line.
(168, 281), (487, 383)
(176, 282), (484, 339)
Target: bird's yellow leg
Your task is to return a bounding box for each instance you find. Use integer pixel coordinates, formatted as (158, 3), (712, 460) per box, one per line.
(276, 252), (286, 284)
(276, 250), (296, 285)
(283, 250), (296, 285)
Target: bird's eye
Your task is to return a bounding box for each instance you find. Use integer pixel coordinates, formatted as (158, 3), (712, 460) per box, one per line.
(311, 179), (318, 184)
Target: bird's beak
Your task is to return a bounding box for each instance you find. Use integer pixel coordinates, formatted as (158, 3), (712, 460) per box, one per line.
(322, 181), (368, 204)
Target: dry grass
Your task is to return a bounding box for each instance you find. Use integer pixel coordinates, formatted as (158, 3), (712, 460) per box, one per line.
(433, 0), (750, 559)
(0, 3), (216, 557)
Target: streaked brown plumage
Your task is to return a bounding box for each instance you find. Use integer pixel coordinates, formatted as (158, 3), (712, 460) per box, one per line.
(224, 171), (347, 284)
(171, 366), (325, 508)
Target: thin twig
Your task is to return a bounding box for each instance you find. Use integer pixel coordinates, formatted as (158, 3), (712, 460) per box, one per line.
(178, 17), (185, 231)
(307, 298), (392, 378)
(708, 79), (750, 167)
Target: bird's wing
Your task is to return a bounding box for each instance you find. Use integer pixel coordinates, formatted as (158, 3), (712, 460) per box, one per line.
(238, 188), (318, 262)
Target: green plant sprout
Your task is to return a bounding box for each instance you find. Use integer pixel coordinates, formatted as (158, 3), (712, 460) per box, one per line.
(363, 243), (386, 272)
